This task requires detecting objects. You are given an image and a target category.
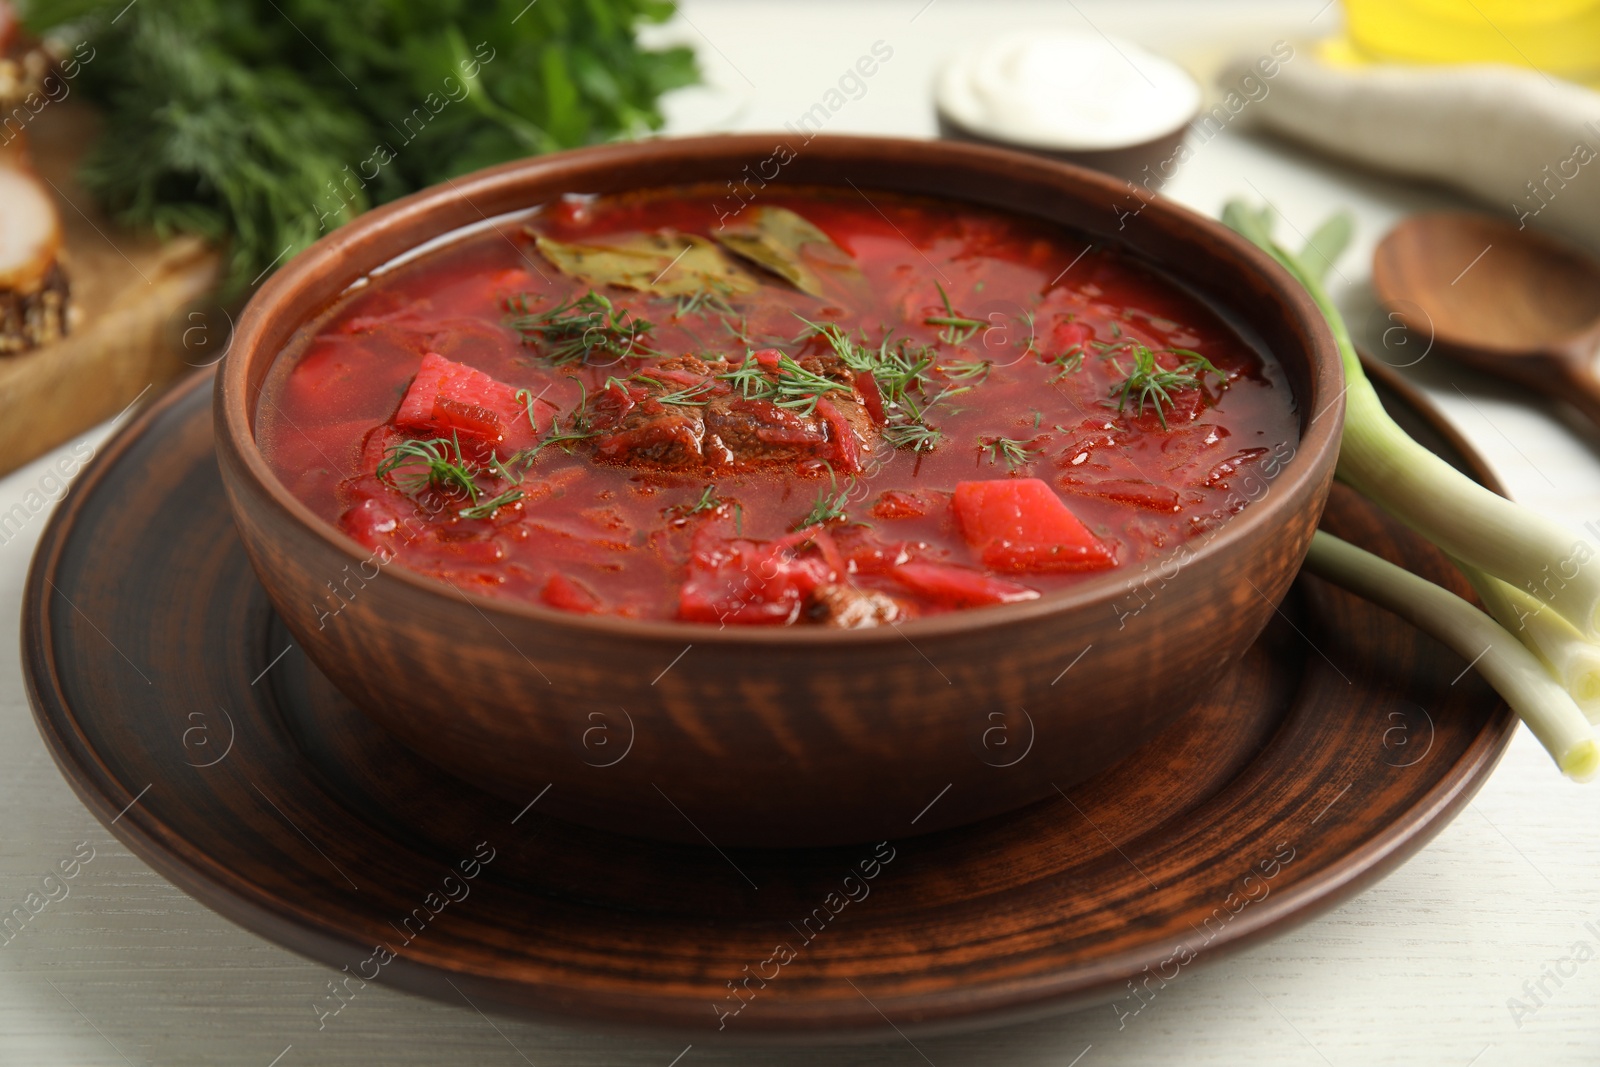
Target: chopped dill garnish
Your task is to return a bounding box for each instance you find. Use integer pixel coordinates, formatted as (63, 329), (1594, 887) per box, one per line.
(378, 434), (483, 502)
(518, 424), (596, 461)
(795, 315), (947, 450)
(513, 386), (553, 431)
(486, 451), (524, 485)
(980, 435), (1037, 469)
(718, 358), (769, 398)
(1015, 311), (1039, 355)
(506, 290), (655, 365)
(668, 485), (722, 520)
(795, 316), (935, 411)
(672, 289), (736, 319)
(796, 469), (853, 528)
(924, 281), (985, 345)
(460, 488), (525, 520)
(883, 420), (943, 452)
(1045, 346), (1085, 381)
(941, 358), (992, 383)
(509, 381), (596, 463)
(718, 354), (850, 415)
(872, 342), (937, 416)
(1105, 346), (1226, 429)
(719, 311), (754, 347)
(630, 376), (715, 407)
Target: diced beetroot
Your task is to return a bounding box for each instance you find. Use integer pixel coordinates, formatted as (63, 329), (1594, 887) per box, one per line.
(337, 300), (435, 335)
(889, 562), (1040, 607)
(354, 426), (390, 475)
(541, 572), (604, 614)
(281, 337), (400, 425)
(1059, 476), (1182, 513)
(490, 268), (535, 293)
(854, 370), (886, 424)
(846, 539), (914, 575)
(814, 396), (862, 473)
(394, 353), (537, 456)
(953, 478), (1116, 573)
(677, 529), (836, 625)
(1203, 447), (1269, 489)
(1047, 318), (1093, 354)
(340, 496), (403, 553)
(871, 489), (932, 521)
(803, 529), (848, 576)
(432, 395), (506, 449)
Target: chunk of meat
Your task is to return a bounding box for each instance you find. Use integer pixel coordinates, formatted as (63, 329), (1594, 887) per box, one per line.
(394, 352), (537, 457)
(593, 406), (708, 469)
(953, 478), (1116, 573)
(588, 351), (875, 474)
(805, 584), (904, 628)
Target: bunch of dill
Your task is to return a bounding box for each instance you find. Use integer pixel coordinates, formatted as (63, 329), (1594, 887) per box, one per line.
(20, 0), (697, 292)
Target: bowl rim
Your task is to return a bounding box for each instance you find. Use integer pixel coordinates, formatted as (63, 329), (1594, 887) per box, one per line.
(217, 132), (1343, 646)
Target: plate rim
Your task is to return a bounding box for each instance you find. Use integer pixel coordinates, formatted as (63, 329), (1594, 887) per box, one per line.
(21, 364), (1518, 1040)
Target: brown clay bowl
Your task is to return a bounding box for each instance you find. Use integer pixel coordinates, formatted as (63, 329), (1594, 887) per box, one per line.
(214, 135), (1342, 848)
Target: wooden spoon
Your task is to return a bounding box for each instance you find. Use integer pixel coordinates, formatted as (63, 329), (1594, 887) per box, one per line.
(1372, 212), (1600, 424)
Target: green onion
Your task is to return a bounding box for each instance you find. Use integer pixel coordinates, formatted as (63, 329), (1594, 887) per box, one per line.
(1305, 532), (1598, 780)
(1460, 565), (1600, 722)
(1224, 201), (1600, 641)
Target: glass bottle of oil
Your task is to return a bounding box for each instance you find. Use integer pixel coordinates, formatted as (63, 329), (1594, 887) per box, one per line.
(1340, 0), (1600, 84)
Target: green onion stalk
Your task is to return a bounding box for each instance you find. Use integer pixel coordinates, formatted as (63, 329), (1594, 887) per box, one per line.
(1223, 202), (1600, 779)
(1223, 204), (1600, 638)
(1462, 565), (1600, 723)
(1310, 533), (1597, 781)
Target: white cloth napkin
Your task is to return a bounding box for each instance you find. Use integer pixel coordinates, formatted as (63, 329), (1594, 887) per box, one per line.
(1219, 53), (1600, 251)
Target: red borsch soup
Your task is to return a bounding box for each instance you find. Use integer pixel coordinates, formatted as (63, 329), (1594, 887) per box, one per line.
(258, 185), (1298, 626)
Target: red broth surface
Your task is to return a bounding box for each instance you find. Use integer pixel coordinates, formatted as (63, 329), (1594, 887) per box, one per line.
(258, 185), (1299, 626)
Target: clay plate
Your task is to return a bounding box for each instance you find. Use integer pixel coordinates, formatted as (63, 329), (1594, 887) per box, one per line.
(24, 363), (1512, 1039)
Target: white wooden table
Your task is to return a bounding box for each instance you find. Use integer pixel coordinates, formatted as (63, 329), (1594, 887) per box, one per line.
(3, 2), (1598, 1063)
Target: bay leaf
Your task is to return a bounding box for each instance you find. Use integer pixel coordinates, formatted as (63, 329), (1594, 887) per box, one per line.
(533, 231), (758, 297)
(713, 206), (863, 297)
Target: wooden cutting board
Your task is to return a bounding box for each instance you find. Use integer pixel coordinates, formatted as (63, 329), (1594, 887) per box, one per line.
(0, 101), (220, 477)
